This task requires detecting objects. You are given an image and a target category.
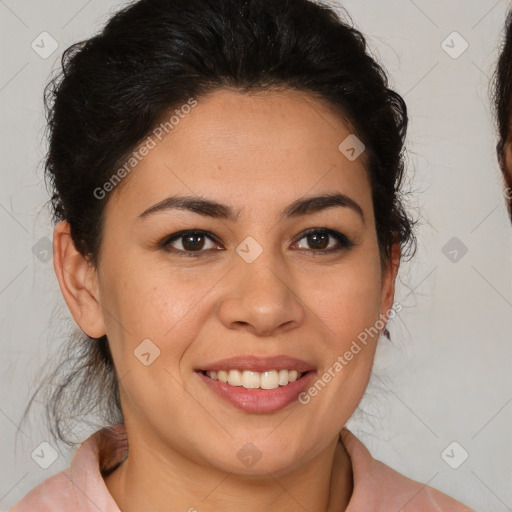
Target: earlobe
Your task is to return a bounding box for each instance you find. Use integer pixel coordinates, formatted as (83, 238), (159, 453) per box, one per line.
(380, 242), (401, 317)
(53, 220), (106, 338)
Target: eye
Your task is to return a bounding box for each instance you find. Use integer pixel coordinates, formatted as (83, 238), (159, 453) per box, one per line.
(160, 230), (222, 257)
(159, 228), (355, 258)
(292, 228), (355, 254)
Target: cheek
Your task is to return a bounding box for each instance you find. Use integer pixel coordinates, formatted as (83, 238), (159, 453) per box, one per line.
(103, 249), (203, 326)
(307, 256), (383, 347)
(99, 256), (211, 376)
(99, 268), (208, 419)
(102, 239), (383, 361)
(294, 259), (383, 439)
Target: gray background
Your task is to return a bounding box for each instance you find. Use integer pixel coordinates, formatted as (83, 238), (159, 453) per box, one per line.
(1, 0), (511, 510)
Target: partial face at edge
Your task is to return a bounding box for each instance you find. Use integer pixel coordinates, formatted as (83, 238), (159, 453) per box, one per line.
(84, 88), (399, 474)
(502, 141), (512, 218)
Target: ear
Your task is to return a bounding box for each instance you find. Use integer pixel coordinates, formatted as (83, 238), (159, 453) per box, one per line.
(380, 241), (401, 318)
(53, 220), (106, 338)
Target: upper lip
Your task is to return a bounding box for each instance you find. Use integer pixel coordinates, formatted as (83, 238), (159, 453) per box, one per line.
(197, 355), (316, 373)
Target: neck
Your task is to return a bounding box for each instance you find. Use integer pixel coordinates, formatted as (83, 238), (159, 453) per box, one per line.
(104, 427), (353, 512)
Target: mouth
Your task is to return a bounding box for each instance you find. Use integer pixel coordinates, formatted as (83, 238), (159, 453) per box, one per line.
(194, 356), (316, 413)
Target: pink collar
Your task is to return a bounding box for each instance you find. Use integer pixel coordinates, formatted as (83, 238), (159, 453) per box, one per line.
(11, 424), (474, 511)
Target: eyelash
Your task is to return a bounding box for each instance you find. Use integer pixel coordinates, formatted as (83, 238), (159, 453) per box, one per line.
(159, 228), (355, 258)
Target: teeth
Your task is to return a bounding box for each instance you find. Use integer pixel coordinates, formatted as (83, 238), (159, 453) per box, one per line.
(288, 370), (299, 382)
(205, 369), (304, 389)
(261, 370), (279, 389)
(242, 371), (260, 389)
(227, 369), (243, 386)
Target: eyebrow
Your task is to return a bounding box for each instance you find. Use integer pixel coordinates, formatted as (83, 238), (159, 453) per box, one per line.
(138, 193), (365, 223)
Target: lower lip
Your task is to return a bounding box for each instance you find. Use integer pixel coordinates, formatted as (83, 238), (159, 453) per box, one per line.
(196, 371), (316, 413)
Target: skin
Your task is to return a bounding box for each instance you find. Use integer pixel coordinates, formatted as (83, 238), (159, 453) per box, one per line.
(53, 88), (400, 512)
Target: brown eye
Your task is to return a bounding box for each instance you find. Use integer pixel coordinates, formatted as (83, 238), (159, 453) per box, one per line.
(306, 232), (329, 250)
(181, 233), (206, 251)
(161, 230), (221, 256)
(293, 228), (354, 254)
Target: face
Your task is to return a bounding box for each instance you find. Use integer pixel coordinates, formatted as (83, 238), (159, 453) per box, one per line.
(58, 88), (399, 476)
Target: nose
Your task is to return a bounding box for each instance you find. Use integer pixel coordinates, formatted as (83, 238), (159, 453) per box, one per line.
(216, 250), (305, 337)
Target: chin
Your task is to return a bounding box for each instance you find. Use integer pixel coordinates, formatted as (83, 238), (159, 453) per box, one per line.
(197, 435), (310, 477)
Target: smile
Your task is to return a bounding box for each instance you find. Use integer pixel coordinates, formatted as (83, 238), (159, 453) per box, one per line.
(195, 355), (316, 413)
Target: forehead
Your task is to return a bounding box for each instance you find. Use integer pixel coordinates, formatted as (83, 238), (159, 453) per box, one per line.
(107, 88), (373, 220)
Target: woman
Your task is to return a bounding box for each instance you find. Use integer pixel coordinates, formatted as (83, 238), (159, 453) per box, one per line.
(11, 0), (474, 510)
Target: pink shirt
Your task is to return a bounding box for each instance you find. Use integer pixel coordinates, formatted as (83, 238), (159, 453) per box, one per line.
(10, 424), (474, 511)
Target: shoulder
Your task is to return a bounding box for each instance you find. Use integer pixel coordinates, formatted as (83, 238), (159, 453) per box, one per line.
(9, 469), (75, 512)
(341, 428), (475, 512)
(10, 425), (125, 512)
